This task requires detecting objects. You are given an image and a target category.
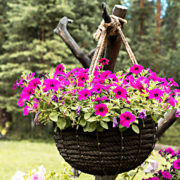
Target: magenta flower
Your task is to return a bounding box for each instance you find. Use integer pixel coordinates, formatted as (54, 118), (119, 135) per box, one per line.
(149, 88), (163, 101)
(161, 171), (172, 179)
(123, 75), (134, 85)
(109, 74), (118, 82)
(99, 58), (109, 65)
(77, 73), (88, 83)
(148, 71), (157, 81)
(143, 178), (159, 180)
(100, 70), (111, 79)
(164, 147), (175, 156)
(175, 109), (180, 118)
(167, 97), (178, 107)
(92, 84), (104, 93)
(176, 149), (180, 157)
(17, 98), (25, 107)
(43, 79), (60, 91)
(156, 77), (168, 86)
(130, 64), (144, 75)
(137, 76), (150, 85)
(131, 80), (145, 92)
(120, 111), (136, 128)
(94, 103), (108, 117)
(12, 79), (19, 90)
(113, 86), (127, 99)
(55, 64), (65, 74)
(23, 105), (30, 116)
(168, 78), (179, 87)
(173, 89), (180, 96)
(28, 78), (41, 89)
(78, 89), (91, 100)
(92, 96), (109, 102)
(173, 159), (180, 170)
(20, 87), (35, 101)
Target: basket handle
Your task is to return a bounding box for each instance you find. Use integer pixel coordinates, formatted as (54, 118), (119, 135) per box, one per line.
(89, 15), (138, 75)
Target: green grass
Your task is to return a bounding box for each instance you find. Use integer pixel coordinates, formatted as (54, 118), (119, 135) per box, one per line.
(0, 140), (167, 180)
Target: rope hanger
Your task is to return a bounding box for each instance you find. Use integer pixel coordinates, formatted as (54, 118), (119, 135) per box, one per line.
(89, 15), (138, 75)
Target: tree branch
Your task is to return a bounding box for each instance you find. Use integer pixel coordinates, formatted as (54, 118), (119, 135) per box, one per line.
(157, 110), (178, 139)
(102, 2), (111, 23)
(54, 17), (91, 68)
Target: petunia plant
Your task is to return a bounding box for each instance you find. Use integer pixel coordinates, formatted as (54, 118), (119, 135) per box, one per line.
(14, 59), (180, 133)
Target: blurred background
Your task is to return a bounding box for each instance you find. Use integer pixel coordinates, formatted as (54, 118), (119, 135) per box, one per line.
(0, 0), (179, 146)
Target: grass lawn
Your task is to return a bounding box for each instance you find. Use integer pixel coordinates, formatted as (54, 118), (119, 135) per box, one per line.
(0, 140), (167, 180)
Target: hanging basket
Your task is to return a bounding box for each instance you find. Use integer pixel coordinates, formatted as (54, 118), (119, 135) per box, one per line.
(54, 116), (157, 175)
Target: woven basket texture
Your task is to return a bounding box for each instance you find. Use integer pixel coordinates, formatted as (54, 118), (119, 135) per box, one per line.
(54, 116), (157, 175)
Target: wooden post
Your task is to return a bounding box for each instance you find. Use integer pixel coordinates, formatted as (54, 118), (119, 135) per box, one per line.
(104, 5), (127, 72)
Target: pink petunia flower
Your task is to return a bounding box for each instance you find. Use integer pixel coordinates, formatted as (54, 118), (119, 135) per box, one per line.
(77, 73), (89, 83)
(100, 70), (111, 79)
(109, 74), (118, 82)
(113, 86), (127, 99)
(120, 111), (136, 128)
(92, 96), (109, 102)
(168, 78), (179, 87)
(161, 171), (172, 179)
(92, 84), (104, 93)
(78, 89), (91, 100)
(94, 103), (108, 117)
(167, 97), (178, 107)
(28, 78), (41, 89)
(173, 159), (180, 170)
(20, 87), (35, 101)
(55, 64), (65, 74)
(164, 147), (175, 156)
(130, 64), (144, 75)
(99, 58), (109, 65)
(17, 98), (25, 107)
(23, 105), (30, 116)
(173, 89), (180, 96)
(149, 88), (163, 102)
(123, 75), (135, 85)
(43, 79), (60, 91)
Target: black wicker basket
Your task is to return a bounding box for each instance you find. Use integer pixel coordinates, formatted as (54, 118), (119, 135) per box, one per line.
(54, 116), (157, 175)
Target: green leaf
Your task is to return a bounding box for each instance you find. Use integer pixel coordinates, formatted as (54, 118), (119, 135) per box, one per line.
(103, 117), (111, 122)
(49, 112), (59, 122)
(83, 122), (97, 132)
(84, 113), (91, 120)
(121, 108), (132, 114)
(57, 116), (66, 130)
(100, 121), (108, 129)
(79, 118), (86, 127)
(132, 124), (140, 134)
(151, 115), (158, 123)
(86, 116), (96, 122)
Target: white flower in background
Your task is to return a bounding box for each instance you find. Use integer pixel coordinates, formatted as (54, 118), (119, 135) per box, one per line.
(11, 171), (25, 180)
(144, 159), (159, 173)
(38, 165), (46, 179)
(31, 165), (46, 180)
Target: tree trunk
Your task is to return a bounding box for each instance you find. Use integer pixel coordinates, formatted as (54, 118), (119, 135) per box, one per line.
(154, 0), (161, 72)
(139, 0), (144, 39)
